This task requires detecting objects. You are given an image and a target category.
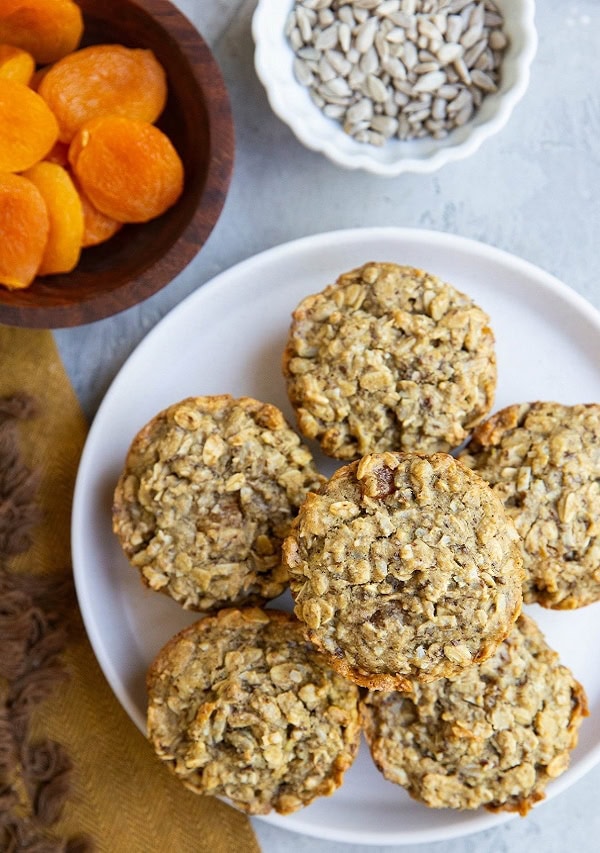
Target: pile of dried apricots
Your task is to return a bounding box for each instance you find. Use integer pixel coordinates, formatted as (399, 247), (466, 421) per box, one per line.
(0, 0), (185, 290)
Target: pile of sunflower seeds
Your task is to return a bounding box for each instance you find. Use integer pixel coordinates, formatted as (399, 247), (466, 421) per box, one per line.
(286, 0), (508, 145)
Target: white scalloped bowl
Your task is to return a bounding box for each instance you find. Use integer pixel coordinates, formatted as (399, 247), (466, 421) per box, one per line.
(253, 0), (537, 176)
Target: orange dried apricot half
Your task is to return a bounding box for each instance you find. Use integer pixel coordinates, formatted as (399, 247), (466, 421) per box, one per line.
(0, 43), (35, 84)
(69, 116), (184, 224)
(23, 161), (84, 275)
(0, 79), (59, 172)
(0, 172), (49, 290)
(39, 44), (168, 143)
(69, 171), (122, 248)
(0, 0), (83, 65)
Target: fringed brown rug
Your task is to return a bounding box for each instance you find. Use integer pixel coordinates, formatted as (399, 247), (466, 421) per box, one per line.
(0, 326), (261, 853)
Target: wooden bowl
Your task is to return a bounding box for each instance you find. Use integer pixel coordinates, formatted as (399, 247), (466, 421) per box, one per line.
(0, 0), (234, 328)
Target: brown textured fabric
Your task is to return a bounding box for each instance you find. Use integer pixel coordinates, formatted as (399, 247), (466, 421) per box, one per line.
(0, 326), (261, 853)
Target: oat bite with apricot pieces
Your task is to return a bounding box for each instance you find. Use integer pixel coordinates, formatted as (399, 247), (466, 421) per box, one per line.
(283, 450), (524, 690)
(146, 608), (361, 815)
(283, 262), (497, 459)
(113, 395), (324, 612)
(360, 614), (588, 814)
(460, 402), (600, 609)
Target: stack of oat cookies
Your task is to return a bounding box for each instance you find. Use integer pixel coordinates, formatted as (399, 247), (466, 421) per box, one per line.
(113, 262), (594, 817)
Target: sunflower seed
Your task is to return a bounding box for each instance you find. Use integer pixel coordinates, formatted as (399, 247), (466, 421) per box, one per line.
(383, 56), (407, 79)
(285, 11), (297, 37)
(314, 24), (339, 50)
(318, 8), (335, 26)
(431, 96), (447, 119)
(324, 75), (353, 97)
(338, 21), (351, 52)
(323, 102), (346, 118)
(348, 65), (367, 87)
(447, 87), (473, 112)
(367, 74), (389, 101)
(418, 19), (443, 42)
(464, 38), (487, 67)
(413, 69), (446, 92)
(437, 42), (463, 64)
(337, 6), (355, 25)
(296, 7), (313, 42)
(360, 46), (380, 74)
(407, 108), (431, 123)
(474, 50), (493, 71)
(297, 45), (320, 60)
(309, 89), (325, 108)
(461, 22), (484, 50)
(374, 29), (391, 61)
(448, 0), (474, 11)
(326, 49), (352, 76)
(318, 55), (337, 81)
(347, 97), (374, 123)
(453, 56), (471, 84)
(289, 29), (303, 51)
(445, 15), (464, 43)
(294, 57), (315, 86)
(402, 39), (418, 69)
(470, 68), (497, 92)
(386, 27), (406, 44)
(489, 30), (508, 51)
(371, 114), (399, 136)
(376, 0), (401, 16)
(414, 60), (441, 74)
(438, 83), (459, 99)
(356, 18), (378, 52)
(454, 102), (474, 125)
(346, 119), (372, 135)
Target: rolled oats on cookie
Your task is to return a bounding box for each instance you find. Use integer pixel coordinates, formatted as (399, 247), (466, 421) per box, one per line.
(283, 451), (524, 690)
(146, 608), (361, 814)
(459, 402), (600, 609)
(360, 614), (588, 815)
(113, 395), (324, 611)
(282, 262), (496, 459)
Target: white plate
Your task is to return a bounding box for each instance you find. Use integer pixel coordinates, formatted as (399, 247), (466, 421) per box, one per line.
(72, 227), (600, 847)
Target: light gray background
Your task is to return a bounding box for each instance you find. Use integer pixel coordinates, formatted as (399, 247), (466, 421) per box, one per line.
(55, 1), (600, 850)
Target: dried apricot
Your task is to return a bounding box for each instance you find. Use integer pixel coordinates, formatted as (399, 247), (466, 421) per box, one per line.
(69, 116), (184, 223)
(0, 43), (35, 84)
(70, 171), (122, 247)
(0, 0), (83, 64)
(0, 79), (58, 172)
(39, 44), (168, 143)
(23, 161), (84, 275)
(0, 172), (49, 290)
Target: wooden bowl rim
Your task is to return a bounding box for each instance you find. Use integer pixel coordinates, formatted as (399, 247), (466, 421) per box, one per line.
(0, 0), (234, 329)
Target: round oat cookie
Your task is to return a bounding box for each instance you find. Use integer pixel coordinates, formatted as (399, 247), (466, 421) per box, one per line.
(459, 402), (600, 609)
(283, 451), (524, 690)
(112, 395), (324, 611)
(282, 262), (496, 459)
(146, 608), (361, 815)
(360, 614), (588, 815)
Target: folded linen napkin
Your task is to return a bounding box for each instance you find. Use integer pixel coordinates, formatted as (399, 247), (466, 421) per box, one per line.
(0, 326), (260, 853)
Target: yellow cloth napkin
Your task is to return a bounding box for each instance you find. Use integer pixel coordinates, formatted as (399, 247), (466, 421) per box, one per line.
(1, 325), (261, 853)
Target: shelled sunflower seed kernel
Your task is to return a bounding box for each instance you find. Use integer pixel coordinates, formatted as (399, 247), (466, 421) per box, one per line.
(286, 0), (508, 146)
